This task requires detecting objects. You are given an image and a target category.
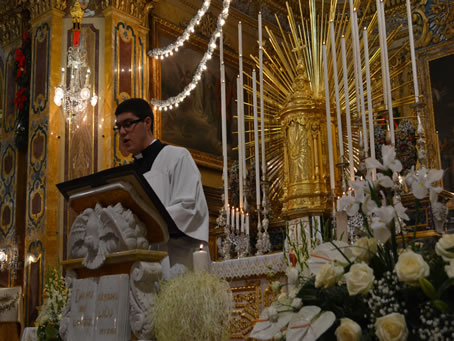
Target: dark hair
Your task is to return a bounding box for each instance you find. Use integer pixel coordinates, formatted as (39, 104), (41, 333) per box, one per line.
(114, 98), (154, 132)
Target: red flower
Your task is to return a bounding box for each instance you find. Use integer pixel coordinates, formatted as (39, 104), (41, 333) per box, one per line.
(289, 253), (297, 267)
(14, 88), (27, 109)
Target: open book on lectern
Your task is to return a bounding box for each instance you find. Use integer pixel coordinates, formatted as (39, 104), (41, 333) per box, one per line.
(57, 164), (177, 244)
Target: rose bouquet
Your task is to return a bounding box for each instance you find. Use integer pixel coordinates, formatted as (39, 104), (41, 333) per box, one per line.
(36, 267), (69, 341)
(250, 145), (454, 340)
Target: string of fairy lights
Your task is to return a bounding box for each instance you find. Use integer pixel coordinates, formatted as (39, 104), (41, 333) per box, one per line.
(148, 0), (232, 112)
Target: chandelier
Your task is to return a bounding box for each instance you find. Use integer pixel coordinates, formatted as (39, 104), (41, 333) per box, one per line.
(53, 46), (97, 118)
(53, 0), (97, 119)
(0, 243), (20, 281)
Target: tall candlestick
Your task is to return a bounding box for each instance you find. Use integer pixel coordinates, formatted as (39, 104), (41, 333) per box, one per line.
(241, 211), (245, 234)
(329, 21), (344, 161)
(60, 67), (65, 85)
(226, 204), (230, 226)
(378, 0), (395, 145)
(258, 12), (266, 183)
(322, 44), (335, 192)
(238, 21), (247, 199)
(220, 32), (229, 212)
(246, 213), (250, 235)
(406, 0), (419, 101)
(376, 0), (388, 108)
(252, 70), (261, 208)
(352, 9), (369, 155)
(236, 76), (244, 210)
(341, 37), (355, 181)
(363, 27), (376, 169)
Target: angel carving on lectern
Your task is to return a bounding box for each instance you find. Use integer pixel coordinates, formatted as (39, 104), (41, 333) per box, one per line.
(68, 202), (149, 269)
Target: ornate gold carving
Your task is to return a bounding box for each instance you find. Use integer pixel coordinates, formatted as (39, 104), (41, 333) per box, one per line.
(98, 0), (157, 25)
(28, 0), (66, 19)
(230, 282), (261, 339)
(279, 64), (330, 218)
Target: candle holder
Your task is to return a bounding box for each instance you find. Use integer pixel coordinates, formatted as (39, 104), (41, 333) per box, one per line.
(255, 212), (264, 256)
(411, 100), (427, 169)
(336, 161), (349, 193)
(216, 202), (233, 260)
(260, 178), (272, 254)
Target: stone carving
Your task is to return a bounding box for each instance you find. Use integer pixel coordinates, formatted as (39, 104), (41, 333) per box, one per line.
(59, 269), (77, 340)
(129, 261), (162, 339)
(68, 202), (149, 269)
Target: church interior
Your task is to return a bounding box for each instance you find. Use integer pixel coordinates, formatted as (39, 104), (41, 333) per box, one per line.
(1, 0), (454, 340)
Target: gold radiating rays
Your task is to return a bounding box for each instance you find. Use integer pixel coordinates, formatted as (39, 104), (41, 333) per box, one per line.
(244, 0), (417, 216)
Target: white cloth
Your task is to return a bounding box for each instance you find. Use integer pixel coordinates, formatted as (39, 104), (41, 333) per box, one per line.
(143, 145), (209, 268)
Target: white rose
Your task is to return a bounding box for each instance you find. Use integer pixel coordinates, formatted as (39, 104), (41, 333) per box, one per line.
(286, 266), (300, 286)
(265, 306), (278, 322)
(346, 263), (374, 296)
(351, 237), (377, 263)
(277, 292), (290, 305)
(375, 313), (408, 341)
(435, 234), (454, 261)
(335, 318), (362, 341)
(445, 259), (454, 278)
(395, 250), (429, 283)
(315, 263), (344, 289)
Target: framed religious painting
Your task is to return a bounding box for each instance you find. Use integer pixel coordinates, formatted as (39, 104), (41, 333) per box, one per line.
(151, 16), (247, 170)
(418, 41), (454, 196)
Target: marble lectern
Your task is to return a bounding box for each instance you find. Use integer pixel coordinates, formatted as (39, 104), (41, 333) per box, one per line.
(57, 164), (175, 340)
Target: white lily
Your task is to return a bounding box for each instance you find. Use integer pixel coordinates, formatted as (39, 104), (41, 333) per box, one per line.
(371, 206), (395, 243)
(407, 167), (443, 204)
(365, 145), (402, 173)
(375, 173), (394, 188)
(337, 193), (359, 216)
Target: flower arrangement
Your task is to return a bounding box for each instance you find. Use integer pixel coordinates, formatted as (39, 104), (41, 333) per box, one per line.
(36, 268), (69, 341)
(251, 145), (454, 340)
(151, 271), (233, 341)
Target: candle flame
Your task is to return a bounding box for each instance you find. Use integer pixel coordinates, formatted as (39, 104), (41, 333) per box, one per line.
(199, 244), (203, 250)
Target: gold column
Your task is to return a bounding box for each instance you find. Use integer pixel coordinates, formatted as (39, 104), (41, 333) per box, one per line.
(101, 1), (151, 169)
(279, 64), (331, 219)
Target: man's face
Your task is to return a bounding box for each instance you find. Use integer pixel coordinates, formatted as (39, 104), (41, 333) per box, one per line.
(116, 112), (152, 155)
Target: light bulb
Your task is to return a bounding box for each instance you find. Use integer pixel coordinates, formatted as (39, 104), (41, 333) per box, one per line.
(55, 87), (64, 98)
(80, 87), (90, 100)
(90, 95), (98, 106)
(54, 96), (62, 106)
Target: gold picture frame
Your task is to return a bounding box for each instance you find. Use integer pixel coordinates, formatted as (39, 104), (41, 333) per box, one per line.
(151, 16), (246, 170)
(417, 40), (454, 197)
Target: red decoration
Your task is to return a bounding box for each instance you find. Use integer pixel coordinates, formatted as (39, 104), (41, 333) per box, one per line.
(14, 88), (27, 109)
(72, 30), (80, 47)
(289, 253), (297, 267)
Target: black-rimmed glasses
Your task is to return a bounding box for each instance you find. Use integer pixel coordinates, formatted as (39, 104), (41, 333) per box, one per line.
(113, 117), (144, 132)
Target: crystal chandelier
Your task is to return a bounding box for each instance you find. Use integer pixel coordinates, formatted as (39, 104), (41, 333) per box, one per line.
(0, 242), (21, 281)
(53, 0), (97, 119)
(53, 46), (97, 118)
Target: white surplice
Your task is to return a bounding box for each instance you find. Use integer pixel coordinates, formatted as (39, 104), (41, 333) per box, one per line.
(142, 145), (209, 271)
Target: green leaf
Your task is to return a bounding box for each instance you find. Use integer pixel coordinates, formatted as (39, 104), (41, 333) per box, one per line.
(437, 278), (454, 298)
(419, 278), (437, 300)
(432, 299), (450, 313)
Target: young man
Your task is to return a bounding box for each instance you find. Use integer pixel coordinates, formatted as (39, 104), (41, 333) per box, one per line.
(114, 98), (209, 271)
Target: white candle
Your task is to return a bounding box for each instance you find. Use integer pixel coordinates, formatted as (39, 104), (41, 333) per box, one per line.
(341, 37), (355, 181)
(236, 208), (240, 233)
(252, 70), (261, 208)
(236, 76), (244, 210)
(60, 67), (65, 85)
(193, 244), (210, 272)
(406, 0), (419, 101)
(246, 213), (250, 235)
(226, 204), (230, 226)
(376, 0), (388, 109)
(241, 211), (245, 234)
(322, 44), (335, 192)
(329, 21), (344, 161)
(231, 206), (235, 230)
(238, 22), (247, 198)
(363, 27), (376, 170)
(352, 9), (369, 155)
(379, 0), (395, 145)
(220, 32), (229, 213)
(258, 12), (266, 183)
